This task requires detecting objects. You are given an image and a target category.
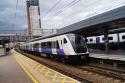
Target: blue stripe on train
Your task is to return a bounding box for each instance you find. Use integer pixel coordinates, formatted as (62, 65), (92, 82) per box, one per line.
(32, 47), (65, 55)
(57, 49), (65, 55)
(42, 48), (52, 54)
(33, 48), (39, 52)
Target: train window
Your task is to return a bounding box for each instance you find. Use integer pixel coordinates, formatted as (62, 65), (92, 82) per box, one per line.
(53, 41), (56, 48)
(34, 43), (39, 48)
(90, 39), (93, 42)
(48, 42), (51, 48)
(103, 37), (113, 40)
(41, 43), (43, 47)
(52, 42), (55, 48)
(108, 37), (113, 40)
(103, 38), (105, 40)
(64, 38), (67, 44)
(61, 40), (62, 44)
(56, 41), (59, 49)
(122, 35), (125, 39)
(85, 39), (88, 42)
(41, 42), (45, 48)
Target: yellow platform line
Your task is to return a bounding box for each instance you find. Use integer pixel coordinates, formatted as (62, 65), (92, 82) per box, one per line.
(13, 55), (39, 83)
(13, 50), (80, 83)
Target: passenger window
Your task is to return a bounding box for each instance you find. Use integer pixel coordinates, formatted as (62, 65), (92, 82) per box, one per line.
(122, 35), (125, 39)
(34, 43), (39, 48)
(85, 39), (88, 42)
(90, 39), (93, 42)
(102, 38), (105, 40)
(61, 40), (62, 44)
(64, 38), (67, 44)
(108, 37), (113, 40)
(56, 41), (59, 49)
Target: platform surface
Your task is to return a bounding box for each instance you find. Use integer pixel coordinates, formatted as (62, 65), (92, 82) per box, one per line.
(0, 52), (33, 83)
(90, 52), (125, 61)
(13, 50), (81, 83)
(89, 49), (125, 61)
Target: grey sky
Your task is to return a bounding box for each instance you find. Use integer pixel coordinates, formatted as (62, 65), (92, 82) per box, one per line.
(0, 0), (125, 30)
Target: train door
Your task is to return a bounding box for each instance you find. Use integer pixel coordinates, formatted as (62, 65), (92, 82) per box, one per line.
(60, 40), (63, 49)
(119, 33), (125, 49)
(51, 41), (57, 55)
(119, 33), (125, 42)
(39, 43), (41, 52)
(56, 39), (65, 55)
(62, 38), (68, 55)
(96, 37), (100, 44)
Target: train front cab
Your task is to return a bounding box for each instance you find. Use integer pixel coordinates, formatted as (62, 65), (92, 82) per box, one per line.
(65, 34), (89, 63)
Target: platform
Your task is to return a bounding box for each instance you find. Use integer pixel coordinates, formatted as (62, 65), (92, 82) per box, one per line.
(12, 50), (81, 83)
(89, 49), (125, 61)
(0, 52), (33, 83)
(90, 53), (125, 61)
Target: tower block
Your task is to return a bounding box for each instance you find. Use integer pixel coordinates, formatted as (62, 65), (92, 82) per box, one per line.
(26, 0), (42, 36)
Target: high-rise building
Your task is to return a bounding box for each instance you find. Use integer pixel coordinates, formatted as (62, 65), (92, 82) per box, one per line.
(26, 0), (42, 36)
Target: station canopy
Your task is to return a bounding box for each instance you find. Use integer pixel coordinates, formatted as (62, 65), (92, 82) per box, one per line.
(57, 6), (125, 37)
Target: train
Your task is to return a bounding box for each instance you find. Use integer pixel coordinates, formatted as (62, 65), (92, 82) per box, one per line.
(18, 33), (89, 63)
(87, 32), (125, 50)
(0, 39), (10, 56)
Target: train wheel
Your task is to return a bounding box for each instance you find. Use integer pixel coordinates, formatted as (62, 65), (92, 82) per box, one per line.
(61, 58), (66, 63)
(55, 56), (61, 62)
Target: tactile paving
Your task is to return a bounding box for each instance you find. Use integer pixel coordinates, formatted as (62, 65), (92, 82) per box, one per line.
(13, 50), (81, 83)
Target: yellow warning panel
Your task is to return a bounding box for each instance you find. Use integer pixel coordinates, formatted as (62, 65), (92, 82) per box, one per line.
(12, 50), (81, 83)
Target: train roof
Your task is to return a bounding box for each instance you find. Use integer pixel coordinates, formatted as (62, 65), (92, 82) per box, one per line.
(27, 33), (67, 43)
(26, 33), (84, 43)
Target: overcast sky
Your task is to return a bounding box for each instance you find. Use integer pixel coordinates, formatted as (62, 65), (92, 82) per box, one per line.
(0, 0), (125, 30)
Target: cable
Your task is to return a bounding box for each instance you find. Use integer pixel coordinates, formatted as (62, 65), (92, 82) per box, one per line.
(13, 0), (19, 30)
(44, 0), (81, 18)
(44, 0), (63, 17)
(44, 0), (78, 18)
(54, 0), (81, 16)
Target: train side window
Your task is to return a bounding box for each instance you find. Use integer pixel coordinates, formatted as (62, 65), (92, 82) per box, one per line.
(45, 42), (49, 48)
(48, 42), (51, 48)
(52, 42), (55, 48)
(103, 38), (105, 40)
(61, 40), (62, 44)
(122, 35), (125, 39)
(90, 39), (93, 42)
(64, 38), (67, 44)
(85, 39), (88, 42)
(103, 37), (113, 40)
(56, 41), (59, 49)
(54, 41), (56, 48)
(108, 37), (113, 40)
(41, 42), (45, 48)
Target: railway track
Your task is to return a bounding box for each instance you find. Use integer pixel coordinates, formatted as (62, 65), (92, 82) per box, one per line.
(79, 65), (125, 81)
(16, 49), (125, 83)
(80, 64), (125, 80)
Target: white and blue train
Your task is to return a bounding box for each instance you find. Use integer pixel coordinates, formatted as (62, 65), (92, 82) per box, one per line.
(18, 33), (89, 62)
(87, 32), (125, 50)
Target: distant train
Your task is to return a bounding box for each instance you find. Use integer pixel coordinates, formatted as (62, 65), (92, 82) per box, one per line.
(86, 32), (125, 50)
(18, 33), (89, 63)
(0, 39), (10, 56)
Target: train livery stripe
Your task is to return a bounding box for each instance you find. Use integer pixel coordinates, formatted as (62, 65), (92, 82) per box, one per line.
(42, 48), (52, 54)
(57, 49), (65, 55)
(31, 47), (65, 55)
